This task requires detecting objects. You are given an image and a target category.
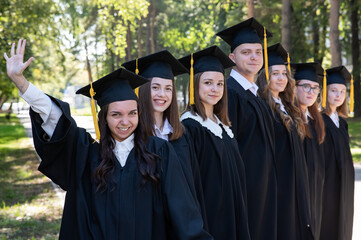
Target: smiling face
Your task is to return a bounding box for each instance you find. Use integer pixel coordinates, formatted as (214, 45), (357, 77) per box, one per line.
(268, 65), (288, 97)
(198, 71), (224, 112)
(106, 100), (138, 142)
(295, 80), (320, 109)
(327, 83), (347, 110)
(229, 43), (263, 80)
(150, 77), (173, 114)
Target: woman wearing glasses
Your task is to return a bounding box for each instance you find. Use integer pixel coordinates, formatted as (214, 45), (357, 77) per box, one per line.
(319, 66), (354, 240)
(293, 62), (326, 240)
(257, 44), (312, 240)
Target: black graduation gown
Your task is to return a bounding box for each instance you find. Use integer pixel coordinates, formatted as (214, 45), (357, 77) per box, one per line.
(170, 131), (208, 229)
(320, 114), (354, 240)
(304, 118), (325, 240)
(227, 77), (277, 240)
(29, 96), (213, 240)
(272, 112), (313, 240)
(181, 115), (250, 240)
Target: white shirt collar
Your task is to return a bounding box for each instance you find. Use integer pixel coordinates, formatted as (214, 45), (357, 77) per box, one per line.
(305, 108), (313, 122)
(154, 118), (173, 141)
(272, 96), (288, 115)
(181, 111), (234, 139)
(113, 133), (134, 167)
(330, 111), (340, 128)
(230, 69), (259, 96)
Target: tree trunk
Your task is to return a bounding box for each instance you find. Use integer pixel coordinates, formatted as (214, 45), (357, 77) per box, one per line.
(312, 17), (320, 62)
(281, 0), (291, 52)
(138, 17), (143, 58)
(126, 23), (132, 61)
(329, 0), (342, 67)
(145, 7), (151, 55)
(150, 2), (156, 53)
(351, 0), (360, 116)
(247, 0), (254, 18)
(84, 38), (93, 84)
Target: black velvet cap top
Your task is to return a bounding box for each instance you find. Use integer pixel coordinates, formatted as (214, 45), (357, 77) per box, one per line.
(76, 68), (149, 107)
(216, 17), (272, 52)
(178, 45), (235, 74)
(267, 43), (288, 67)
(122, 50), (188, 80)
(291, 62), (324, 84)
(326, 66), (351, 86)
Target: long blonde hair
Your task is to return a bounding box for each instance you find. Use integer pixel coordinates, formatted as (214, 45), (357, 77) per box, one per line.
(257, 66), (306, 139)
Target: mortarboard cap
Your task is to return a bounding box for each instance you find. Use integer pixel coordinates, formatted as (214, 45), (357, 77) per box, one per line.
(76, 68), (149, 107)
(326, 66), (351, 86)
(216, 17), (272, 52)
(122, 50), (188, 80)
(178, 45), (235, 75)
(292, 62), (324, 84)
(266, 43), (288, 67)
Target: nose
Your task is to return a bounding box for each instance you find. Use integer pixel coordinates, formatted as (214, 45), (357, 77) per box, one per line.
(157, 89), (165, 97)
(120, 116), (129, 125)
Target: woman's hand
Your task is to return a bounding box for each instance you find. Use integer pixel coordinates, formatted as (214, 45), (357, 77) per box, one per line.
(4, 39), (34, 94)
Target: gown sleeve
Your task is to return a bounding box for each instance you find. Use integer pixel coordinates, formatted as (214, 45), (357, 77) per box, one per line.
(159, 141), (213, 240)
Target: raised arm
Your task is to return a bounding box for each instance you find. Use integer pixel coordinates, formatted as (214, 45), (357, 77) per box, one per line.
(4, 39), (34, 94)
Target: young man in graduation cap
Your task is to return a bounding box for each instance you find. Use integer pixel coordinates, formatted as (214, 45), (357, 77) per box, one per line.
(4, 39), (213, 240)
(320, 66), (354, 240)
(216, 18), (277, 240)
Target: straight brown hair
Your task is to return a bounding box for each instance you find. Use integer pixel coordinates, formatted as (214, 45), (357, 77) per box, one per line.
(138, 79), (184, 141)
(185, 72), (231, 126)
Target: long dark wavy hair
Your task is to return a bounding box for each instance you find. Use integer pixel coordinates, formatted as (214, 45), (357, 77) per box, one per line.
(184, 72), (231, 126)
(257, 66), (306, 139)
(93, 103), (160, 192)
(138, 79), (184, 141)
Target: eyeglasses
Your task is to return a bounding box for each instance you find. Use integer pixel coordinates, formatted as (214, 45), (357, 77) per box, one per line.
(296, 84), (321, 94)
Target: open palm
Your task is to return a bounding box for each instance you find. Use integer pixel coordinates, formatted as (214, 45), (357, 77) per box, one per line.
(4, 39), (34, 79)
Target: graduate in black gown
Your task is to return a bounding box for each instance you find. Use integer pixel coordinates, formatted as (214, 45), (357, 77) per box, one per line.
(122, 51), (207, 222)
(293, 62), (326, 240)
(4, 39), (213, 240)
(257, 43), (313, 240)
(320, 66), (355, 240)
(178, 46), (250, 240)
(216, 18), (277, 240)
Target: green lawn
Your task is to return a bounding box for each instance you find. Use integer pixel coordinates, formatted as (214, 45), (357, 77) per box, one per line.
(348, 117), (361, 163)
(0, 114), (62, 240)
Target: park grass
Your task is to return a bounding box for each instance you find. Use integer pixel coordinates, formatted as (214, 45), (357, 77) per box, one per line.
(0, 113), (62, 240)
(348, 117), (361, 163)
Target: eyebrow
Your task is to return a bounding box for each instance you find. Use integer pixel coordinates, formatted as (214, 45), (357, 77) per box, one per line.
(110, 108), (138, 114)
(151, 83), (173, 87)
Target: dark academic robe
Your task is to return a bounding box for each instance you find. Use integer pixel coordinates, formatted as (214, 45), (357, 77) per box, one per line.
(227, 77), (277, 240)
(320, 114), (354, 240)
(170, 131), (208, 229)
(304, 118), (325, 240)
(182, 115), (250, 240)
(29, 96), (213, 240)
(272, 112), (313, 240)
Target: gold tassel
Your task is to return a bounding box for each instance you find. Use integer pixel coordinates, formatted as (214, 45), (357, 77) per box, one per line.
(134, 58), (139, 97)
(322, 69), (327, 108)
(89, 82), (100, 141)
(263, 27), (269, 84)
(287, 52), (291, 73)
(190, 53), (195, 105)
(350, 74), (354, 113)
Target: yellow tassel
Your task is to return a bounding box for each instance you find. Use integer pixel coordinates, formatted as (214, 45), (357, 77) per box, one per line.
(190, 53), (195, 105)
(89, 82), (100, 141)
(287, 52), (291, 73)
(263, 27), (269, 84)
(322, 69), (327, 108)
(350, 74), (354, 113)
(135, 58), (139, 97)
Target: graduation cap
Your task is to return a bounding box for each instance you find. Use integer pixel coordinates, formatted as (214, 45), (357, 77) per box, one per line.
(76, 68), (149, 140)
(122, 50), (189, 80)
(216, 17), (272, 52)
(326, 65), (354, 112)
(178, 45), (235, 105)
(266, 43), (288, 67)
(292, 62), (324, 84)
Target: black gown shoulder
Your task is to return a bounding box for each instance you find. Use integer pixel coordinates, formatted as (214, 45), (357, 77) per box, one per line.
(30, 96), (213, 240)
